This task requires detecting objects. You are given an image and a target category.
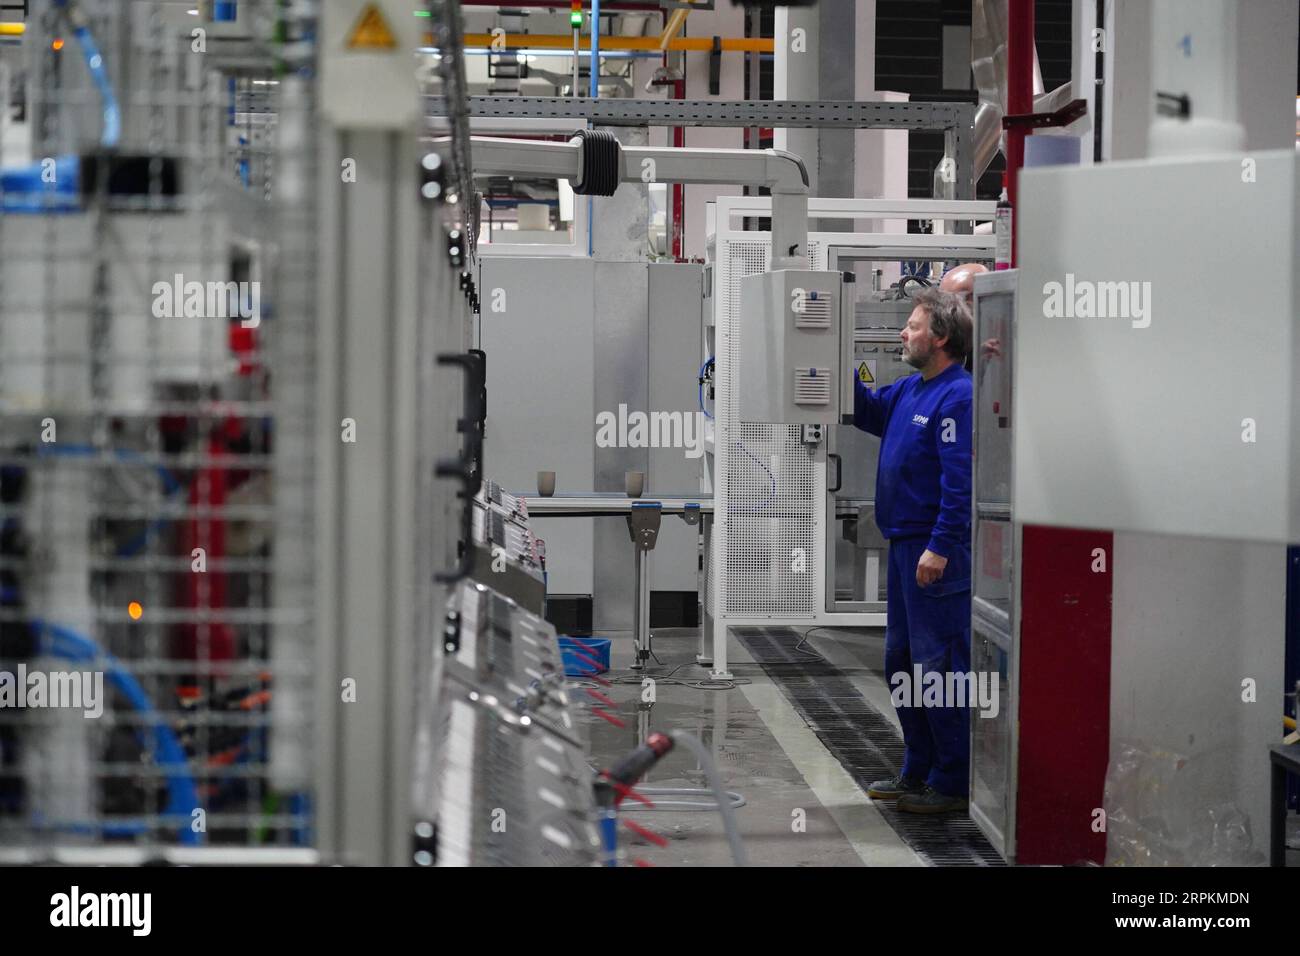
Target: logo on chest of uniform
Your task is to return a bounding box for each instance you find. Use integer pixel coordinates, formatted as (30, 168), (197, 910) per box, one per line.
(910, 413), (929, 427)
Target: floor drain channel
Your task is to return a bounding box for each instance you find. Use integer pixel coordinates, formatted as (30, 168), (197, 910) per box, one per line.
(736, 626), (1004, 867)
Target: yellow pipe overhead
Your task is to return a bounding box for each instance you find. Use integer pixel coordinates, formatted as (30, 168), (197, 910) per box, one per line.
(0, 22), (25, 36)
(658, 6), (690, 51)
(463, 32), (771, 53)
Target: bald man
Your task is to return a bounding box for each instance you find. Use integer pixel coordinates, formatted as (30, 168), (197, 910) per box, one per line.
(939, 262), (988, 303)
(941, 263), (991, 370)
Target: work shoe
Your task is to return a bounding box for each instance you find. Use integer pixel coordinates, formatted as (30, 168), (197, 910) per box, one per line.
(897, 786), (969, 814)
(866, 774), (925, 800)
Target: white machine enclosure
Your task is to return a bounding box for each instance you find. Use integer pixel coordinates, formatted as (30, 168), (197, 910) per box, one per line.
(1014, 149), (1299, 543)
(704, 196), (996, 677)
(968, 269), (1021, 862)
(319, 0), (425, 130)
(737, 269), (851, 425)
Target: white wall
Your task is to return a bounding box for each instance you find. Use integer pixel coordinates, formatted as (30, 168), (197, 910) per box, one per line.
(1099, 0), (1297, 161)
(1109, 535), (1285, 862)
(1098, 0), (1298, 863)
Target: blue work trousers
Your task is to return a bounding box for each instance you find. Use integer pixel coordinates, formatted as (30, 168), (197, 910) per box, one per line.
(884, 537), (972, 797)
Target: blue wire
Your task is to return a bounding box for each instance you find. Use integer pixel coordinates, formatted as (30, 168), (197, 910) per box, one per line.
(29, 619), (204, 846)
(114, 487), (186, 558)
(35, 444), (181, 494)
(698, 357), (715, 421)
(51, 1), (121, 149)
(730, 440), (777, 514)
(693, 358), (776, 512)
(69, 20), (121, 150)
(35, 445), (184, 557)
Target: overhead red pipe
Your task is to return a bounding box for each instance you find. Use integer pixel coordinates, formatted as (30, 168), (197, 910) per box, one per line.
(1005, 0), (1033, 266)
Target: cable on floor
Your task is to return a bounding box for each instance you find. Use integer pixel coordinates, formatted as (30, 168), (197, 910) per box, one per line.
(605, 661), (754, 691)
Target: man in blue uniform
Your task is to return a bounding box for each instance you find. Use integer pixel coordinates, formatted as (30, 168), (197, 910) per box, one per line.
(856, 288), (973, 814)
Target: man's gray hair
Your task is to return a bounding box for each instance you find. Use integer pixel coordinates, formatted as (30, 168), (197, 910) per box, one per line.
(913, 287), (972, 363)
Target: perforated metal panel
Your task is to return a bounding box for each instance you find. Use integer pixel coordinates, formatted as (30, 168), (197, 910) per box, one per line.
(713, 238), (824, 617)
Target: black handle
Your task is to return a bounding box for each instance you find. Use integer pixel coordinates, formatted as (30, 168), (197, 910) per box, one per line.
(468, 348), (487, 433)
(828, 452), (842, 494)
(437, 351), (485, 496)
(435, 352), (487, 583)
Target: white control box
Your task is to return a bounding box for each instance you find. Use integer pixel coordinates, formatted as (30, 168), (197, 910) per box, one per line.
(1015, 149), (1299, 543)
(320, 0), (424, 130)
(738, 269), (853, 425)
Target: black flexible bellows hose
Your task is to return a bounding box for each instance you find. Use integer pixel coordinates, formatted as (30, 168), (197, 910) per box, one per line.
(570, 129), (621, 196)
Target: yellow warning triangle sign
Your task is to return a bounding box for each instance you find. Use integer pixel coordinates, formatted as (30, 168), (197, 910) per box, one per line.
(347, 3), (398, 50)
(858, 362), (874, 384)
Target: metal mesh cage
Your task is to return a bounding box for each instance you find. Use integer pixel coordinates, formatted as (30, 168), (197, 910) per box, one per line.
(0, 0), (317, 855)
(715, 237), (822, 617)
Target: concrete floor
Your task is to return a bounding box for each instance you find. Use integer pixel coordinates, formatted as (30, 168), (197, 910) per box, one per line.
(575, 624), (1300, 867)
(573, 624), (923, 867)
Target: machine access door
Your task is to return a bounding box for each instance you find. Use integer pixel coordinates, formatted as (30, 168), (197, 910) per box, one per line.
(824, 289), (915, 614)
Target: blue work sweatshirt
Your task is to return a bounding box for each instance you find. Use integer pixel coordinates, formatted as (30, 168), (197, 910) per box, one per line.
(853, 363), (972, 562)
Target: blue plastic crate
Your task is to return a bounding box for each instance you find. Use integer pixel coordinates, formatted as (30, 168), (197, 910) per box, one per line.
(558, 636), (611, 677)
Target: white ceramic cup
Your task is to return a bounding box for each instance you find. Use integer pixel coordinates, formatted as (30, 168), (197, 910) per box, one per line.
(625, 470), (645, 498)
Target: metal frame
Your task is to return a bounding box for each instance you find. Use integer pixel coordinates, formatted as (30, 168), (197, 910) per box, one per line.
(821, 234), (995, 617)
(431, 97), (977, 201)
(524, 495), (712, 516)
(311, 0), (476, 867)
(312, 123), (427, 866)
(704, 195), (996, 678)
(967, 268), (1020, 863)
(464, 135), (811, 272)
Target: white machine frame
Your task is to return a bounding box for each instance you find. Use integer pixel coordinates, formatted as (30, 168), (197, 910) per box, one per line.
(702, 195), (996, 678)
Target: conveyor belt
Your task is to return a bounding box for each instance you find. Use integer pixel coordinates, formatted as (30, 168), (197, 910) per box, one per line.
(735, 627), (1004, 867)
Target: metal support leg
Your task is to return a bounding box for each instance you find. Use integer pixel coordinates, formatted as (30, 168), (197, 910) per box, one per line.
(697, 512), (713, 666)
(631, 546), (647, 670)
(639, 549), (651, 661)
(711, 603), (732, 681)
(626, 503), (661, 671)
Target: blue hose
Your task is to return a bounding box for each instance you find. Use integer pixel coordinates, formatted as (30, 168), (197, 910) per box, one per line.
(53, 1), (121, 150)
(35, 444), (180, 494)
(698, 357), (715, 421)
(71, 24), (121, 149)
(29, 619), (204, 845)
(34, 445), (183, 557)
(730, 440), (777, 514)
